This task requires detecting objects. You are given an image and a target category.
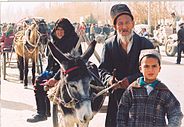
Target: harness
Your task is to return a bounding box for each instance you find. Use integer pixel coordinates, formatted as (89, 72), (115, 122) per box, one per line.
(24, 32), (40, 54)
(23, 22), (48, 54)
(50, 64), (108, 109)
(47, 42), (115, 109)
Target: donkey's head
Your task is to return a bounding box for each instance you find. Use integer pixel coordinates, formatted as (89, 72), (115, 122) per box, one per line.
(30, 18), (48, 46)
(37, 19), (48, 45)
(48, 40), (97, 123)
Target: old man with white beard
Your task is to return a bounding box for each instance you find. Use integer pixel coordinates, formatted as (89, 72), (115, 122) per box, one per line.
(98, 4), (154, 127)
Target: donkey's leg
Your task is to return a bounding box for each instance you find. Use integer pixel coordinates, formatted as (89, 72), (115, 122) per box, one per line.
(24, 59), (29, 88)
(63, 117), (76, 127)
(17, 55), (24, 82)
(32, 60), (36, 85)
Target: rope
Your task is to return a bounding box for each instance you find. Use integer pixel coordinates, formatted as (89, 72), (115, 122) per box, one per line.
(93, 83), (118, 100)
(23, 27), (41, 54)
(24, 44), (37, 54)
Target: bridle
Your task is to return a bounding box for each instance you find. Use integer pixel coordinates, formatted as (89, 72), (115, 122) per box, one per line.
(48, 42), (108, 108)
(60, 65), (92, 108)
(23, 23), (41, 54)
(37, 22), (48, 40)
(60, 66), (104, 108)
(62, 82), (92, 108)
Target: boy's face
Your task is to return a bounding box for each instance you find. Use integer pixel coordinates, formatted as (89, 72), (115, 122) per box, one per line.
(139, 57), (161, 83)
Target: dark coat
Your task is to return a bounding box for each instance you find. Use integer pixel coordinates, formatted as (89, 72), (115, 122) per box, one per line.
(176, 27), (184, 64)
(177, 27), (184, 44)
(99, 32), (154, 127)
(117, 79), (183, 127)
(38, 18), (82, 81)
(46, 33), (82, 80)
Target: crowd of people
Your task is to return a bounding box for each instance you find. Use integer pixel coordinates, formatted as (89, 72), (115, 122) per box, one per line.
(74, 21), (114, 41)
(1, 3), (184, 127)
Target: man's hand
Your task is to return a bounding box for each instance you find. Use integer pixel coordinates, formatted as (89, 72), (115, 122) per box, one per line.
(44, 78), (58, 87)
(108, 77), (129, 90)
(43, 78), (59, 91)
(115, 77), (129, 89)
(108, 76), (118, 86)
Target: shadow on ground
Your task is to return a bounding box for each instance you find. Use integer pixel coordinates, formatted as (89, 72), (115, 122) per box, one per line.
(1, 99), (35, 111)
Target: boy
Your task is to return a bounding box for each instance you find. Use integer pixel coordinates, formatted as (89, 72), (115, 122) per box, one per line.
(116, 49), (183, 127)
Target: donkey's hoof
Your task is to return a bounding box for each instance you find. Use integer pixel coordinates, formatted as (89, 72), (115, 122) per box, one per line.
(20, 80), (23, 83)
(24, 86), (28, 89)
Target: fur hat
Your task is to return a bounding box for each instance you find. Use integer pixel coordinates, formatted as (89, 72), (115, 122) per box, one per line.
(139, 49), (161, 63)
(110, 4), (133, 25)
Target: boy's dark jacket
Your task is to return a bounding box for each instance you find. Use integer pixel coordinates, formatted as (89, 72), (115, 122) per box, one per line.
(117, 79), (183, 127)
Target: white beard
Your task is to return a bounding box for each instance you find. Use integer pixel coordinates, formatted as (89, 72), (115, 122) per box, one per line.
(117, 30), (133, 43)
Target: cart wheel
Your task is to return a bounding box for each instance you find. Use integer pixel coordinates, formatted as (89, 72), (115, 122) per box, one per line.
(165, 40), (177, 56)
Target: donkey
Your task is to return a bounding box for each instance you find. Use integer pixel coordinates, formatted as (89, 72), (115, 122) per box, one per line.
(14, 18), (48, 88)
(48, 40), (105, 127)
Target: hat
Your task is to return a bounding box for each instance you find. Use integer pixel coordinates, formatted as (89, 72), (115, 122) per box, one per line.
(110, 4), (133, 25)
(139, 49), (161, 63)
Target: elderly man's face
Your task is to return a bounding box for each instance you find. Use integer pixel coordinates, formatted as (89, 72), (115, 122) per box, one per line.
(115, 15), (134, 36)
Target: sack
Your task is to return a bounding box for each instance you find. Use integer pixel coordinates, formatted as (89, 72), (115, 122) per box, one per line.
(47, 85), (58, 104)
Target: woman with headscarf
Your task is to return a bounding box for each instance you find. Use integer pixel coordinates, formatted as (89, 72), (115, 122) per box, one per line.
(27, 18), (82, 123)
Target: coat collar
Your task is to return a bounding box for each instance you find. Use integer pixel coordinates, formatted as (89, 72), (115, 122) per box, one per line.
(130, 78), (168, 91)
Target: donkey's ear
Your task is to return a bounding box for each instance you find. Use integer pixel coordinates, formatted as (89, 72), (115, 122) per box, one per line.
(81, 40), (97, 62)
(48, 42), (70, 64)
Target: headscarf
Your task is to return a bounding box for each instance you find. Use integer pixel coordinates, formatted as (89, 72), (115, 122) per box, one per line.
(49, 18), (81, 54)
(51, 18), (76, 40)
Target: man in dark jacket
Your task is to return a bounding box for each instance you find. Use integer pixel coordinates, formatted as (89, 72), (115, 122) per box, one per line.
(27, 18), (82, 122)
(176, 22), (184, 64)
(98, 4), (154, 127)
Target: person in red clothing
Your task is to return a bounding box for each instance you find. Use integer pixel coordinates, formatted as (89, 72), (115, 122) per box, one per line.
(0, 24), (14, 52)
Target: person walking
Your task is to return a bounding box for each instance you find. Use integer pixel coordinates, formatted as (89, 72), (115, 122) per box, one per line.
(98, 4), (154, 127)
(171, 12), (177, 34)
(26, 18), (82, 122)
(176, 22), (184, 64)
